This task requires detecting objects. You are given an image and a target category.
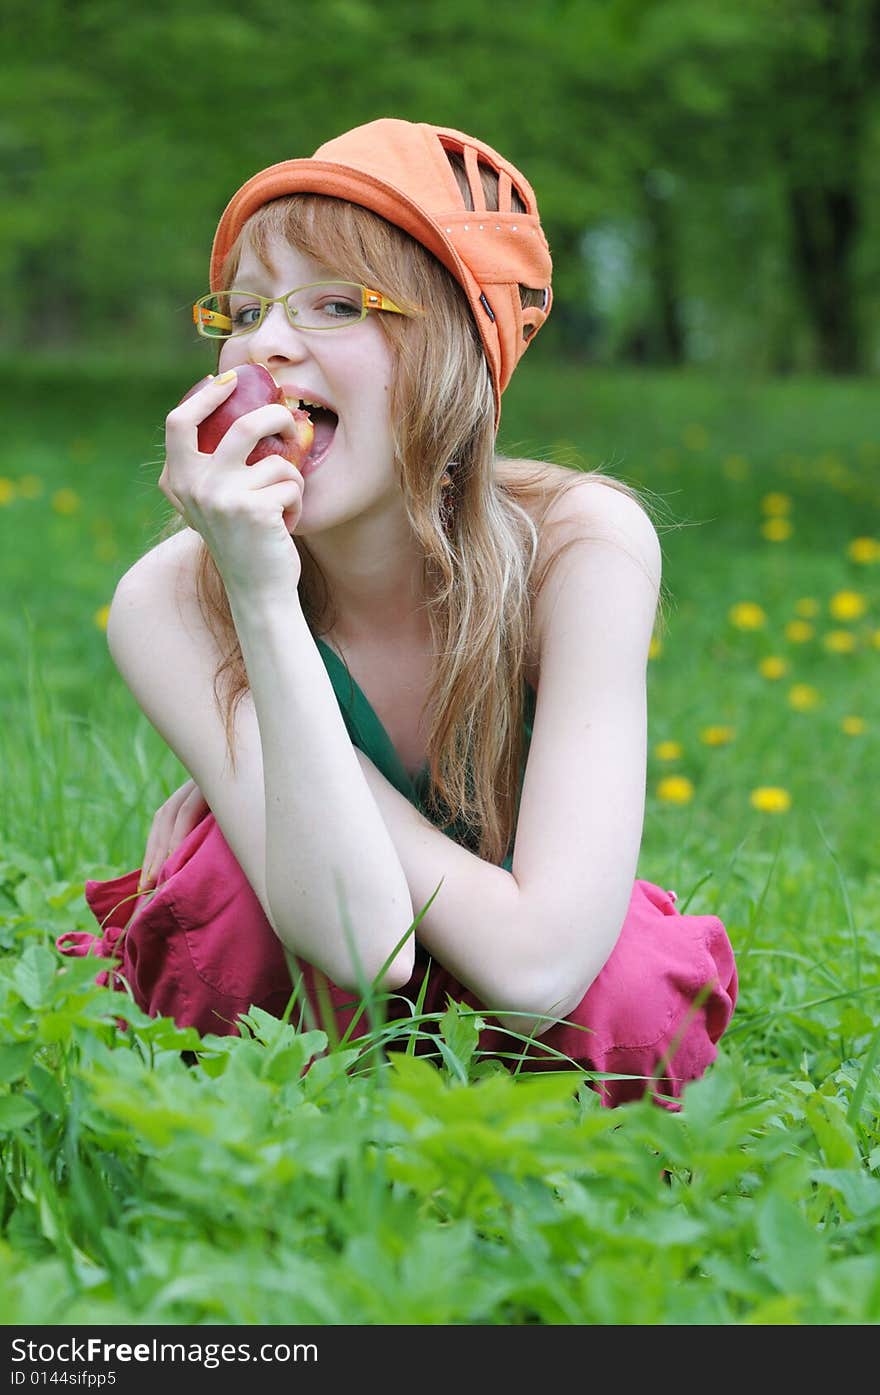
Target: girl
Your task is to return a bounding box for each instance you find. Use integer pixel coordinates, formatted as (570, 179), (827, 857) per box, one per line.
(60, 119), (737, 1107)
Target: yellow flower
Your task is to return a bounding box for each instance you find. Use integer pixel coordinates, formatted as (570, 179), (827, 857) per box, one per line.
(655, 740), (683, 761)
(657, 775), (694, 804)
(750, 786), (792, 814)
(829, 590), (867, 621)
(841, 715), (865, 736)
(759, 656), (788, 680)
(872, 629), (880, 650)
(795, 597), (819, 618)
(682, 424), (709, 451)
(785, 620), (814, 643)
(0, 477), (15, 506)
(788, 684), (821, 711)
(823, 629), (857, 654)
(648, 635), (663, 660)
(729, 601), (767, 630)
(93, 604), (111, 631)
(762, 517), (793, 542)
(700, 725), (735, 746)
(17, 474), (43, 499)
(761, 492), (792, 516)
(722, 454), (749, 479)
(52, 488), (81, 515)
(847, 537), (880, 564)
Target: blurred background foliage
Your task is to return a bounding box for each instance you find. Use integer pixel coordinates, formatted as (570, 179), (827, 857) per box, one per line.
(4, 0), (880, 377)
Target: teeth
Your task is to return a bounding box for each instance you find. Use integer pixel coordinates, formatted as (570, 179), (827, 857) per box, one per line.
(287, 397), (327, 412)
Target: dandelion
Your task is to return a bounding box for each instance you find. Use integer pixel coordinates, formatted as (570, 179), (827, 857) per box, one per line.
(648, 635), (663, 660)
(841, 715), (865, 736)
(785, 620), (814, 643)
(750, 786), (792, 814)
(761, 492), (792, 516)
(722, 454), (749, 479)
(682, 424), (709, 451)
(700, 726), (735, 746)
(847, 537), (880, 564)
(795, 597), (819, 618)
(655, 740), (683, 761)
(0, 478), (15, 506)
(823, 629), (858, 654)
(729, 601), (767, 630)
(829, 590), (867, 621)
(17, 474), (43, 499)
(872, 629), (880, 650)
(762, 517), (793, 542)
(788, 684), (821, 711)
(759, 656), (788, 679)
(52, 488), (81, 515)
(657, 775), (694, 804)
(93, 604), (111, 631)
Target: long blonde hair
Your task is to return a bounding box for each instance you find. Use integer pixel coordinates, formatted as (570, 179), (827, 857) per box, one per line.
(178, 164), (657, 865)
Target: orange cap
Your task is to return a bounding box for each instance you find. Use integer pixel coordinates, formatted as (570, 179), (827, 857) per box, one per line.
(209, 119), (553, 426)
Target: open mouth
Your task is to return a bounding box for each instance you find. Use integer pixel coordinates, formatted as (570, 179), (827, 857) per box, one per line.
(287, 397), (338, 469)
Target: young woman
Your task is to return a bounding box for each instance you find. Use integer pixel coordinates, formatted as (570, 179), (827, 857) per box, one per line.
(60, 119), (737, 1107)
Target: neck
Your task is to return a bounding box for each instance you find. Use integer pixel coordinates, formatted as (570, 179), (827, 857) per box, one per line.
(297, 510), (430, 648)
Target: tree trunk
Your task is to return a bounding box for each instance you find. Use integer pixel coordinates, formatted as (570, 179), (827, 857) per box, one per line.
(642, 171), (686, 364)
(787, 183), (861, 374)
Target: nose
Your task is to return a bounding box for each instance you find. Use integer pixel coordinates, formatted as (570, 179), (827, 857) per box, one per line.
(245, 302), (309, 368)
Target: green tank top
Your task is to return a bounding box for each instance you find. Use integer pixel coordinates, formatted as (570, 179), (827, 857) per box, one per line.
(315, 637), (536, 873)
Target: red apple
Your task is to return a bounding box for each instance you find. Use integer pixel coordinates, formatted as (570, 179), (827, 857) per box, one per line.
(179, 363), (314, 468)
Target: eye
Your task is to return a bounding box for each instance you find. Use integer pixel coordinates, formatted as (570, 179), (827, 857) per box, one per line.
(319, 297), (361, 319)
(231, 303), (263, 328)
(227, 294), (264, 329)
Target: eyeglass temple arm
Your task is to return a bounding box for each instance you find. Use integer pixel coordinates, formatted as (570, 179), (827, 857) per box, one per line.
(362, 288), (406, 315)
(193, 304), (233, 331)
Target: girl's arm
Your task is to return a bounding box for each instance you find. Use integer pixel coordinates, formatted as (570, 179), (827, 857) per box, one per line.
(116, 375), (418, 991)
(353, 480), (660, 1036)
(108, 526), (415, 993)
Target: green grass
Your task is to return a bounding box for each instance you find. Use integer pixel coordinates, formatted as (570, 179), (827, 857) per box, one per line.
(0, 355), (878, 1323)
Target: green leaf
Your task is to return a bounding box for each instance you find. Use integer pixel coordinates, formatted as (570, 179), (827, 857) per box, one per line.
(12, 945), (58, 1009)
(27, 1062), (66, 1118)
(0, 1094), (39, 1132)
(0, 1041), (34, 1084)
(756, 1194), (824, 1293)
(811, 1169), (880, 1221)
(805, 1094), (861, 1169)
(437, 997), (483, 1082)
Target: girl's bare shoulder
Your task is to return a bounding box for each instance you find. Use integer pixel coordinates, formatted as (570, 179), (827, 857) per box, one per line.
(499, 457), (661, 676)
(108, 526), (212, 660)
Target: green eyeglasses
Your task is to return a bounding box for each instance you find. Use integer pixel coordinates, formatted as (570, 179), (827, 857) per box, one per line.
(192, 281), (408, 339)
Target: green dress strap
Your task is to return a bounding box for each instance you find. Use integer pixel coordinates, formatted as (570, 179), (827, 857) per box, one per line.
(314, 636), (536, 872)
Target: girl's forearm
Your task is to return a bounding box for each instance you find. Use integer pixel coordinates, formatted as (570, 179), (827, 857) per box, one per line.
(224, 583), (415, 990)
(352, 751), (578, 1036)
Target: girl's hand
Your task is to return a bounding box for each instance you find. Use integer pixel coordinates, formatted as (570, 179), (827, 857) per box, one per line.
(139, 778), (209, 891)
(160, 371), (305, 593)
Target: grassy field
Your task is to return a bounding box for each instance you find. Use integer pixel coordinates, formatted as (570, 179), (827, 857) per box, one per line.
(0, 353), (878, 1324)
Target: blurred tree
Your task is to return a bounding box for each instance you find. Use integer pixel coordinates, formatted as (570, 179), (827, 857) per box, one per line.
(2, 0), (879, 373)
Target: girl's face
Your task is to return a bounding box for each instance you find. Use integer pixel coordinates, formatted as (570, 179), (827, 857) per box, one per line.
(217, 235), (400, 536)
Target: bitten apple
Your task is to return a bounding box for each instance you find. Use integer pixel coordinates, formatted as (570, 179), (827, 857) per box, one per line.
(180, 364), (314, 468)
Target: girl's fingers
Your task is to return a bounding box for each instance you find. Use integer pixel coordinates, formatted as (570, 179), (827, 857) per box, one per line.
(139, 780), (203, 890)
(236, 455), (304, 490)
(208, 403), (303, 460)
(165, 371), (240, 440)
